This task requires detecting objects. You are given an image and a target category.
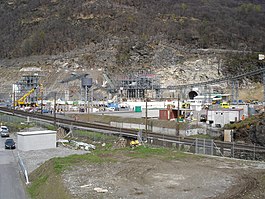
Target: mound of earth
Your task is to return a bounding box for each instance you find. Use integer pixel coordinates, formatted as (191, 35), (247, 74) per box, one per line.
(233, 113), (265, 146)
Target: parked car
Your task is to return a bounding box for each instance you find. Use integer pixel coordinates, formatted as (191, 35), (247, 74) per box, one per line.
(0, 126), (9, 137)
(5, 138), (16, 149)
(200, 114), (207, 122)
(41, 109), (49, 113)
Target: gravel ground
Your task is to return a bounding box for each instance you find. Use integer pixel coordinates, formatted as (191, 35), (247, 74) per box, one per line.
(9, 128), (89, 174)
(13, 143), (265, 199)
(62, 154), (265, 199)
(9, 139), (86, 175)
(18, 146), (88, 174)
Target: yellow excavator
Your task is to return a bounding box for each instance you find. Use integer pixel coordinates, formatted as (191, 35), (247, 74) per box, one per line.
(15, 84), (42, 107)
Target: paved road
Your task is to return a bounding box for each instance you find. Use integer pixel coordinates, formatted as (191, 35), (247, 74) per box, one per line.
(0, 137), (28, 199)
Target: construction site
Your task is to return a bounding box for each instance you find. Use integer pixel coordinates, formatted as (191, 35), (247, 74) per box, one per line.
(6, 64), (264, 121)
(1, 63), (265, 199)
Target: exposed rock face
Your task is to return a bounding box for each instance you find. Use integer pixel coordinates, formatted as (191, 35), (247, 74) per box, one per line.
(0, 42), (227, 100)
(156, 56), (221, 88)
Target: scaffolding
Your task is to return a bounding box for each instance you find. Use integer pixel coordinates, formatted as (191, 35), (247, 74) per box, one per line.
(16, 74), (41, 105)
(117, 71), (161, 99)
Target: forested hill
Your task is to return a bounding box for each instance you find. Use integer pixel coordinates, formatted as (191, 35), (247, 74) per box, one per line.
(0, 0), (265, 59)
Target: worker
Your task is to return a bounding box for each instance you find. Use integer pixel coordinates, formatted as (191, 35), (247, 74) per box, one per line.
(190, 111), (193, 120)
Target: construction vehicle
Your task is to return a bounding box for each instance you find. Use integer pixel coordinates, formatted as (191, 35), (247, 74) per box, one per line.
(221, 102), (230, 109)
(15, 84), (42, 107)
(181, 102), (190, 109)
(130, 139), (140, 148)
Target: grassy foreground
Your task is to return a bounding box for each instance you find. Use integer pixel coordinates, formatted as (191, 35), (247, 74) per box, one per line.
(27, 146), (192, 199)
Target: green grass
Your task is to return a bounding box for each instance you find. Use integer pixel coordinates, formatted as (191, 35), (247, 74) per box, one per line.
(77, 114), (191, 129)
(27, 175), (48, 198)
(44, 124), (57, 131)
(224, 114), (262, 129)
(27, 145), (196, 198)
(53, 152), (116, 173)
(126, 145), (190, 159)
(74, 130), (117, 142)
(1, 121), (35, 132)
(53, 145), (192, 173)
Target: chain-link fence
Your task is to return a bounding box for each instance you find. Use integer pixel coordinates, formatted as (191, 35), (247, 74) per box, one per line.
(149, 136), (265, 161)
(0, 113), (26, 124)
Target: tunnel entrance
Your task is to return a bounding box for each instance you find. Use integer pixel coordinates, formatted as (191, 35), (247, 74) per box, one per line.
(188, 91), (198, 99)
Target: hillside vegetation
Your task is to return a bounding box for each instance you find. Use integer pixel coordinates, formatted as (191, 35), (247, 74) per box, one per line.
(1, 0), (264, 60)
(0, 0), (264, 101)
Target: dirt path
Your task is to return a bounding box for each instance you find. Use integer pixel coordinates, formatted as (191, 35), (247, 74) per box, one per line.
(62, 155), (265, 199)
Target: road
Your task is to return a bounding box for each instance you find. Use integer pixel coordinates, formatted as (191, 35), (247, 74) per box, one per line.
(0, 136), (28, 199)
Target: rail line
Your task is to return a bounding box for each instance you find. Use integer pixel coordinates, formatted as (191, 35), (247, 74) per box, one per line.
(1, 107), (265, 156)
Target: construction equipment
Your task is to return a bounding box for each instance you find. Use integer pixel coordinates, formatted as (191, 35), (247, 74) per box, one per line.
(181, 102), (190, 109)
(15, 84), (42, 106)
(221, 102), (230, 109)
(130, 139), (140, 148)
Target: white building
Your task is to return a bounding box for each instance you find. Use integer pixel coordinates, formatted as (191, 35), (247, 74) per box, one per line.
(17, 130), (57, 151)
(207, 109), (244, 128)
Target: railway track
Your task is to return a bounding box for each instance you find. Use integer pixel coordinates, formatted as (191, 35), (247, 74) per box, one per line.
(1, 107), (265, 157)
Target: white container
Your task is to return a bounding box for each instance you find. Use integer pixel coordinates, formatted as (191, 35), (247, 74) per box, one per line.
(17, 130), (57, 151)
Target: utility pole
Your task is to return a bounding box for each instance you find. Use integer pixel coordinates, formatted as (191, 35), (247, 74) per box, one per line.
(145, 96), (148, 140)
(262, 59), (265, 110)
(176, 93), (180, 136)
(85, 85), (90, 114)
(40, 84), (43, 114)
(13, 87), (16, 116)
(235, 80), (239, 105)
(53, 92), (57, 126)
(258, 54), (265, 110)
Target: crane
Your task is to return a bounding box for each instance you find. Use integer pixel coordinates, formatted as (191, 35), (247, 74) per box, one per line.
(15, 84), (42, 106)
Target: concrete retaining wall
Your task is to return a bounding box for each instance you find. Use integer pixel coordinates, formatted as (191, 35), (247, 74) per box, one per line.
(110, 122), (206, 137)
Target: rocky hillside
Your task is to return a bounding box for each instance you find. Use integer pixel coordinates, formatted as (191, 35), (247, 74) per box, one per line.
(0, 0), (264, 100)
(1, 0), (265, 59)
(225, 113), (265, 147)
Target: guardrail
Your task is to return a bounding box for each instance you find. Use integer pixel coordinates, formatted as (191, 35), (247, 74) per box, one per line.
(18, 153), (29, 184)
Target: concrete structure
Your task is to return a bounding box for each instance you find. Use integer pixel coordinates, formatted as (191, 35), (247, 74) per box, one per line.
(110, 121), (206, 137)
(207, 109), (244, 128)
(224, 129), (233, 142)
(141, 108), (161, 118)
(194, 93), (230, 104)
(187, 99), (204, 111)
(17, 130), (57, 151)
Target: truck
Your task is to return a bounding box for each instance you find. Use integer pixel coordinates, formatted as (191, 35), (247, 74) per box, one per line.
(15, 84), (42, 107)
(220, 102), (229, 109)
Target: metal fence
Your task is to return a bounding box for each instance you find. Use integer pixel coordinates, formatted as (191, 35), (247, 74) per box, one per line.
(0, 113), (26, 124)
(149, 137), (265, 161)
